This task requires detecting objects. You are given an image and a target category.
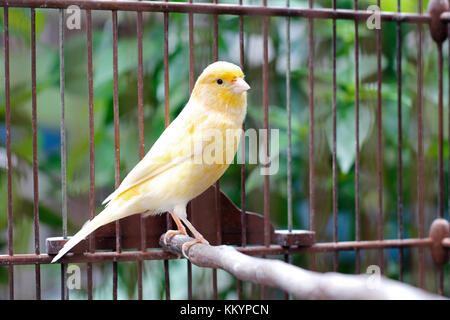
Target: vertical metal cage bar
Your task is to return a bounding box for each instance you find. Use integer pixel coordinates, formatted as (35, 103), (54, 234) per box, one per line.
(213, 187), (220, 299)
(238, 0), (245, 299)
(188, 0), (195, 92)
(187, 0), (194, 299)
(262, 0), (270, 249)
(213, 0), (218, 61)
(212, 112), (220, 294)
(163, 258), (170, 300)
(448, 21), (450, 299)
(376, 0), (384, 274)
(3, 6), (14, 300)
(286, 0), (292, 235)
(283, 254), (289, 299)
(86, 8), (95, 300)
(396, 0), (404, 283)
(136, 6), (145, 300)
(30, 7), (41, 300)
(437, 43), (444, 220)
(261, 0), (269, 300)
(163, 0), (171, 301)
(437, 41), (444, 295)
(354, 0), (361, 274)
(308, 0), (316, 271)
(164, 1), (170, 128)
(331, 0), (338, 272)
(448, 22), (450, 298)
(59, 8), (67, 241)
(417, 0), (425, 290)
(112, 9), (121, 300)
(137, 11), (145, 161)
(164, 260), (170, 300)
(285, 0), (294, 286)
(59, 7), (69, 300)
(212, 0), (219, 300)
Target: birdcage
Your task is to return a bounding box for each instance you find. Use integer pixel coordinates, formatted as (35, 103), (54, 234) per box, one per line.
(0, 0), (449, 300)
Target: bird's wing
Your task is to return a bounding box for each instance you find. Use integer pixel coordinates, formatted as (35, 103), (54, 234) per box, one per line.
(102, 104), (204, 205)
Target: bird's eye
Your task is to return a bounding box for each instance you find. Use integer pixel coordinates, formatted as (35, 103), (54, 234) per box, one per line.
(217, 79), (223, 85)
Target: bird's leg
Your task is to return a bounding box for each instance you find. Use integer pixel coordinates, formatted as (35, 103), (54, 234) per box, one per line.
(163, 212), (188, 245)
(179, 216), (209, 259)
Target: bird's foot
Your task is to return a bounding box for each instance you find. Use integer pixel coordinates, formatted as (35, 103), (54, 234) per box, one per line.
(181, 237), (209, 259)
(163, 229), (187, 246)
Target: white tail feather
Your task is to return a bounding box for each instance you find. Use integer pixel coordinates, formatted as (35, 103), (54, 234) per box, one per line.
(51, 207), (114, 263)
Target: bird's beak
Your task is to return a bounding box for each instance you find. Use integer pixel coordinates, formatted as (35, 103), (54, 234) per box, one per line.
(232, 78), (250, 94)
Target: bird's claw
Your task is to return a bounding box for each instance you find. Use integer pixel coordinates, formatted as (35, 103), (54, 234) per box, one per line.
(163, 229), (187, 246)
(181, 238), (209, 259)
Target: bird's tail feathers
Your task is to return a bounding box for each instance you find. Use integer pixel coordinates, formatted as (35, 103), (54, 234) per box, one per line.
(51, 207), (115, 263)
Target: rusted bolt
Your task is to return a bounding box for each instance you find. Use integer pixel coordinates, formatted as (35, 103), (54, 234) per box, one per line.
(427, 0), (449, 44)
(429, 219), (449, 264)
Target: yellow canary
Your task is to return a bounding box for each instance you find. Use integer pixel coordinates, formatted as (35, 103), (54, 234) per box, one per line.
(52, 61), (250, 262)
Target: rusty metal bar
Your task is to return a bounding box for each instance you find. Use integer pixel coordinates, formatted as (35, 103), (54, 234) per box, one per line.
(442, 24), (450, 300)
(164, 260), (170, 299)
(112, 9), (121, 300)
(331, 0), (338, 272)
(1, 251), (175, 265)
(213, 184), (220, 297)
(438, 263), (444, 295)
(437, 41), (444, 296)
(239, 0), (246, 250)
(396, 0), (404, 283)
(187, 243), (193, 299)
(437, 42), (444, 221)
(30, 7), (41, 300)
(59, 8), (67, 241)
(164, 6), (170, 128)
(58, 7), (69, 300)
(188, 0), (194, 299)
(426, 2), (449, 297)
(212, 0), (219, 299)
(3, 6), (13, 300)
(86, 8), (95, 301)
(308, 0), (316, 272)
(0, 238), (436, 266)
(286, 0), (292, 235)
(213, 0), (218, 61)
(417, 0), (425, 290)
(283, 253), (289, 299)
(262, 0), (270, 250)
(0, 0), (434, 23)
(163, 0), (171, 302)
(112, 9), (121, 218)
(237, 238), (435, 255)
(285, 0), (294, 278)
(188, 2), (194, 92)
(376, 0), (384, 275)
(137, 6), (145, 300)
(261, 0), (269, 300)
(437, 16), (445, 295)
(137, 13), (145, 161)
(354, 0), (360, 275)
(238, 0), (245, 300)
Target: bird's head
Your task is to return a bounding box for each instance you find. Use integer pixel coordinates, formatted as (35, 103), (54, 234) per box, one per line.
(191, 61), (250, 111)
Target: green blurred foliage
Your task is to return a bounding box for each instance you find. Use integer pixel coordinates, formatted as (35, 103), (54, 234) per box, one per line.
(0, 0), (448, 299)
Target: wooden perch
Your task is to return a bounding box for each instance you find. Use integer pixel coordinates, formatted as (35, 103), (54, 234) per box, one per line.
(160, 233), (443, 300)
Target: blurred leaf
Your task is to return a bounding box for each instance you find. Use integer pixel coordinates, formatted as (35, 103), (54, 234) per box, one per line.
(326, 104), (374, 174)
